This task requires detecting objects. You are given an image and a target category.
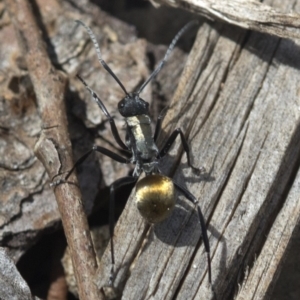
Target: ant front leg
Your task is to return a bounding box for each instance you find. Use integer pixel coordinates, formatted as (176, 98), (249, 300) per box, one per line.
(108, 176), (138, 285)
(51, 146), (130, 186)
(158, 128), (205, 173)
(77, 74), (129, 151)
(173, 181), (211, 284)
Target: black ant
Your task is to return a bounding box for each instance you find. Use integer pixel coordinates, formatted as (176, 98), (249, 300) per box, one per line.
(52, 20), (211, 285)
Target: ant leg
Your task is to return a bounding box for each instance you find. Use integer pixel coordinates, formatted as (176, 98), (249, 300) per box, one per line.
(154, 106), (168, 142)
(173, 181), (212, 284)
(77, 74), (129, 151)
(109, 176), (138, 285)
(51, 146), (130, 186)
(158, 128), (205, 172)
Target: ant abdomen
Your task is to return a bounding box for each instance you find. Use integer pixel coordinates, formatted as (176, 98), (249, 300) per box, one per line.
(135, 174), (175, 223)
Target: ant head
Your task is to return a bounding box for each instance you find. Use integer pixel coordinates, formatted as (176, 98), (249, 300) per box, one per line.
(77, 20), (198, 118)
(118, 93), (149, 117)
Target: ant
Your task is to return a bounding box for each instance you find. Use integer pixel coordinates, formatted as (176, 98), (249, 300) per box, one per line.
(52, 20), (212, 285)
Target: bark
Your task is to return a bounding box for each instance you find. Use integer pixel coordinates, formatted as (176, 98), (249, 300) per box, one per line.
(95, 1), (300, 299)
(151, 0), (300, 40)
(4, 0), (101, 299)
(1, 0), (299, 299)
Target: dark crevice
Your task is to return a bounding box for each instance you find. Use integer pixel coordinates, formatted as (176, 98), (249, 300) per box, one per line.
(225, 123), (300, 299)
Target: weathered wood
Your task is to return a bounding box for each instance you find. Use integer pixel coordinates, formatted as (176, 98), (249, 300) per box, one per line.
(96, 1), (300, 300)
(1, 0), (299, 298)
(0, 0), (188, 297)
(0, 248), (41, 300)
(151, 0), (300, 40)
(236, 167), (300, 299)
(4, 0), (102, 299)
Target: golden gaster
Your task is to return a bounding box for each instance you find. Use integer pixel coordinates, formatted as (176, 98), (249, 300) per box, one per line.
(135, 174), (175, 223)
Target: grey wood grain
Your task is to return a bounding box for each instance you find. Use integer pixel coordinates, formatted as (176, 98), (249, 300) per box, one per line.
(96, 1), (300, 299)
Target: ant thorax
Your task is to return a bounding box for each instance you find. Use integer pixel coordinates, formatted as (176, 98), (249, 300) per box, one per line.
(126, 114), (159, 162)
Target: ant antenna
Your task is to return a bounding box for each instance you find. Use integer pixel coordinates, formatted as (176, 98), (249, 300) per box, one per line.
(137, 20), (199, 95)
(76, 20), (129, 96)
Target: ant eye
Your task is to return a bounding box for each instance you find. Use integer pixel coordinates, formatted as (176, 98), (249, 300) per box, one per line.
(118, 101), (124, 108)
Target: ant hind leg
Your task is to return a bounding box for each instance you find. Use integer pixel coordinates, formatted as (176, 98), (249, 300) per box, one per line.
(173, 181), (211, 284)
